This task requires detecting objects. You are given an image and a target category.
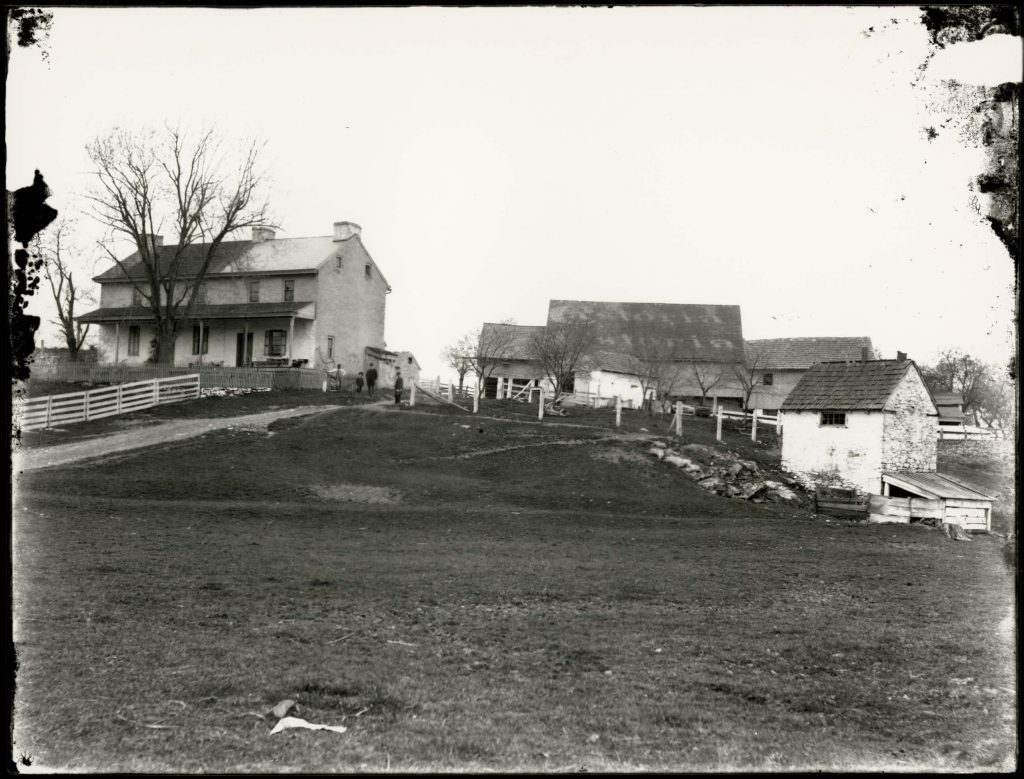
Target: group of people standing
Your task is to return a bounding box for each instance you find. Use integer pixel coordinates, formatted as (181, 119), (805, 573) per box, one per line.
(354, 363), (404, 406)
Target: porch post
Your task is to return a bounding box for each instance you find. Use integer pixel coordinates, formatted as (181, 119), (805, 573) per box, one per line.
(114, 321), (121, 363)
(288, 316), (295, 365)
(198, 319), (204, 367)
(242, 319), (248, 366)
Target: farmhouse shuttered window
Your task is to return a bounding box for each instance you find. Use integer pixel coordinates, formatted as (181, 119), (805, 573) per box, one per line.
(192, 325), (209, 355)
(820, 411), (847, 426)
(128, 325), (141, 356)
(132, 287), (145, 306)
(265, 329), (287, 357)
(249, 280), (260, 302)
(284, 279), (295, 302)
(327, 336), (335, 359)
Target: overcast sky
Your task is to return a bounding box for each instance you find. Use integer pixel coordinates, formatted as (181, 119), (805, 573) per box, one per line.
(7, 6), (1019, 379)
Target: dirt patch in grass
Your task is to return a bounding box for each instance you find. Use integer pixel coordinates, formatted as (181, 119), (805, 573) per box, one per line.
(591, 446), (654, 466)
(310, 484), (402, 504)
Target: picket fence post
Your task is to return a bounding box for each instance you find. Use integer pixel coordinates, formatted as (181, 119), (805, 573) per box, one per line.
(675, 401), (683, 436)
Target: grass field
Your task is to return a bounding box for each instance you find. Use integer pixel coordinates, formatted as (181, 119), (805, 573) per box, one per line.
(11, 397), (1017, 772)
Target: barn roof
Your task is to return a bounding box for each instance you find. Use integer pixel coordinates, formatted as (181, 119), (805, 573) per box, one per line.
(781, 359), (932, 411)
(745, 336), (873, 370)
(479, 323), (545, 361)
(546, 300), (744, 363)
(585, 350), (639, 375)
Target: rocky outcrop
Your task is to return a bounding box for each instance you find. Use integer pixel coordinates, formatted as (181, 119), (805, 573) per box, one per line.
(648, 441), (805, 504)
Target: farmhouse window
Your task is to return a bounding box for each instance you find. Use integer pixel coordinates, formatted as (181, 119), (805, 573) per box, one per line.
(820, 411), (847, 426)
(195, 283), (208, 303)
(249, 280), (260, 302)
(284, 279), (295, 302)
(128, 325), (141, 356)
(763, 372), (774, 386)
(192, 325), (209, 355)
(131, 287), (145, 306)
(327, 336), (335, 359)
(265, 329), (287, 357)
(365, 263), (372, 279)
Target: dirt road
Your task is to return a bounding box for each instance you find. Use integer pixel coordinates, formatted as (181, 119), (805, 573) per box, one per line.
(14, 405), (344, 472)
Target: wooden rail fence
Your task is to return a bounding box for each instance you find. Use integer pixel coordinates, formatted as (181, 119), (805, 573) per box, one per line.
(15, 374), (201, 431)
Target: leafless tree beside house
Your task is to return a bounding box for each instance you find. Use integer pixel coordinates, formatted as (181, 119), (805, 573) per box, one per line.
(686, 349), (724, 407)
(623, 320), (687, 415)
(528, 317), (596, 404)
(34, 219), (94, 360)
(442, 333), (476, 392)
(733, 342), (769, 410)
(84, 125), (273, 363)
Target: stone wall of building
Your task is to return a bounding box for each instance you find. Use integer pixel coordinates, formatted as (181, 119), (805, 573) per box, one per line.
(780, 410), (885, 494)
(881, 368), (938, 473)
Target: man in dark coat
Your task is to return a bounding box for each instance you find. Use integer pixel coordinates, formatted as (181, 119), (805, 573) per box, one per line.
(365, 364), (378, 395)
(393, 369), (404, 406)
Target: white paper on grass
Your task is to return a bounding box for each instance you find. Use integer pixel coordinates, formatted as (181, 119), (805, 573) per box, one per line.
(269, 716), (348, 735)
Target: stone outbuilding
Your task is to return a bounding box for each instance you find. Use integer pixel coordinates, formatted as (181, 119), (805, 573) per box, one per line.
(779, 356), (939, 495)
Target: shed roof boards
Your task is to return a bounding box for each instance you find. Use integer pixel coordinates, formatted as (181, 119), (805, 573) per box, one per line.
(547, 300), (744, 364)
(882, 472), (994, 501)
(745, 336), (873, 370)
(781, 359), (937, 412)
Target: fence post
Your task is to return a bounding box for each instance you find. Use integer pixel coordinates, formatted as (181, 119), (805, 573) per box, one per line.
(83, 390), (90, 421)
(675, 401), (683, 436)
(716, 407), (723, 441)
(410, 383), (416, 407)
(538, 387), (545, 421)
(776, 413), (782, 435)
(153, 377), (160, 406)
(751, 409), (758, 442)
(45, 396), (52, 428)
(615, 395), (621, 428)
(447, 383), (453, 402)
(116, 383), (122, 414)
(473, 383), (479, 414)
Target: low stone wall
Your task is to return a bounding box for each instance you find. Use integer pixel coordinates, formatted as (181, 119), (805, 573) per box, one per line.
(938, 436), (1015, 462)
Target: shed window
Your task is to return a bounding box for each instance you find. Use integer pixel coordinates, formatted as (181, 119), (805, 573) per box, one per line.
(192, 325), (209, 355)
(284, 279), (295, 302)
(763, 372), (774, 386)
(249, 280), (260, 302)
(365, 263), (372, 279)
(128, 325), (141, 356)
(264, 329), (287, 357)
(820, 411), (847, 426)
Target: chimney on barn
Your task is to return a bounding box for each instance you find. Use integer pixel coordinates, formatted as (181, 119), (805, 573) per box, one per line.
(251, 226), (276, 243)
(142, 234), (163, 254)
(333, 221), (361, 241)
(896, 351), (907, 363)
(861, 347), (869, 363)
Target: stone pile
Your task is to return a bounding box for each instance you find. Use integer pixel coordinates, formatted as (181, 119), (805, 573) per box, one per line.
(200, 386), (273, 398)
(647, 441), (804, 504)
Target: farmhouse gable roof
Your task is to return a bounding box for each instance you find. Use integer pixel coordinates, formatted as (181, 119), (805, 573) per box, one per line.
(781, 359), (935, 412)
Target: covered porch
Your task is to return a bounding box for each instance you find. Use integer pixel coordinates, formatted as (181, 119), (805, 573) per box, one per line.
(79, 302), (316, 367)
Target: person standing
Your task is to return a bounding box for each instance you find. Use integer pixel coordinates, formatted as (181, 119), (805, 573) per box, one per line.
(355, 372), (364, 393)
(393, 369), (404, 407)
(365, 364), (378, 395)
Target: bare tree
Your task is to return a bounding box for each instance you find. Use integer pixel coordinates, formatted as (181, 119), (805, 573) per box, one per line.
(733, 343), (770, 410)
(687, 352), (724, 406)
(528, 317), (595, 404)
(84, 125), (272, 363)
(465, 319), (520, 393)
(622, 321), (688, 415)
(34, 219), (94, 360)
(921, 349), (991, 416)
(442, 333), (476, 391)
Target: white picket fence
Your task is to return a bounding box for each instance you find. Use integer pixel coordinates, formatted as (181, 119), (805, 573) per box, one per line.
(15, 374), (201, 431)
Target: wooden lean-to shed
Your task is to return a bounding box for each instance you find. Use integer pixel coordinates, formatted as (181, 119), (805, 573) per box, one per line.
(873, 472), (994, 532)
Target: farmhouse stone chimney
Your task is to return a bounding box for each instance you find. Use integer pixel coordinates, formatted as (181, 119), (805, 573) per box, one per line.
(251, 226), (276, 243)
(333, 221), (361, 241)
(896, 351), (907, 363)
(142, 234), (163, 254)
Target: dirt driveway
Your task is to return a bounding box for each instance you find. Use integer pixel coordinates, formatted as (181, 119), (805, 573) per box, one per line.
(14, 405), (344, 472)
